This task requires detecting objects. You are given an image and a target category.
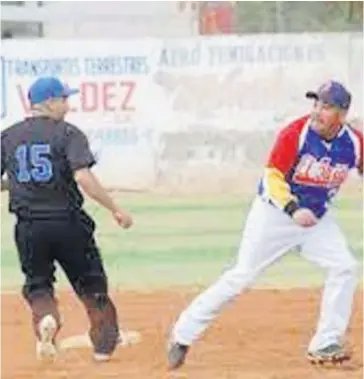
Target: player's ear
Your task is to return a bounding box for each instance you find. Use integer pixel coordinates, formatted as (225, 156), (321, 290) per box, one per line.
(46, 98), (58, 112)
(39, 99), (56, 118)
(338, 109), (348, 123)
(43, 98), (52, 109)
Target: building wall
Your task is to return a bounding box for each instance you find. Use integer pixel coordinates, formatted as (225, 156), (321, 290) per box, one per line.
(42, 1), (198, 39)
(1, 1), (198, 39)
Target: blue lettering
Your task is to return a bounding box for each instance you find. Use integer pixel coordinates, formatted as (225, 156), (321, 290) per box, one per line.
(207, 42), (325, 66)
(159, 45), (201, 68)
(15, 144), (53, 183)
(84, 56), (149, 75)
(5, 58), (81, 77)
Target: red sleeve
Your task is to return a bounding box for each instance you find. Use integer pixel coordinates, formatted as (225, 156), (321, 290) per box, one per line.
(350, 127), (363, 174)
(267, 116), (308, 174)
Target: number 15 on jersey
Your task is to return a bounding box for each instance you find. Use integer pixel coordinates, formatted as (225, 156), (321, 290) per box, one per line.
(15, 144), (53, 183)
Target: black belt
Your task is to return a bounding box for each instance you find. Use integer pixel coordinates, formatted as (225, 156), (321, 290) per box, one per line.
(14, 207), (84, 221)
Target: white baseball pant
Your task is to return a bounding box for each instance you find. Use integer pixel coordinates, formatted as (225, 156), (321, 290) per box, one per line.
(172, 196), (359, 352)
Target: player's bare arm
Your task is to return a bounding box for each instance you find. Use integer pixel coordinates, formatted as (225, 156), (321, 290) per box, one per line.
(74, 167), (133, 229)
(64, 123), (133, 229)
(349, 125), (363, 176)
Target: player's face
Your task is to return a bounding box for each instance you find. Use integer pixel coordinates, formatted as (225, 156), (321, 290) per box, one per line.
(311, 101), (347, 140)
(47, 97), (70, 120)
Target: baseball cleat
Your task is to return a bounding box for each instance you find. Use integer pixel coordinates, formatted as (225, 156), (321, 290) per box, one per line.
(36, 314), (58, 361)
(307, 343), (351, 365)
(168, 341), (189, 370)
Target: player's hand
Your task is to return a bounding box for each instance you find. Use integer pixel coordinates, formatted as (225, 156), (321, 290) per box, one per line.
(292, 208), (318, 228)
(112, 209), (133, 229)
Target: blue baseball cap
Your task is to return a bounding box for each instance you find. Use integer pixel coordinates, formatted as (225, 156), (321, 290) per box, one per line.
(28, 77), (79, 105)
(306, 81), (351, 110)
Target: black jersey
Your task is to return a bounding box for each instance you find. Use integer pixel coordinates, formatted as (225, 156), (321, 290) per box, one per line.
(1, 116), (95, 218)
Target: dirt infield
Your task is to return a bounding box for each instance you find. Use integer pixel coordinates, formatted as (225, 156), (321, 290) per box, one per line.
(2, 289), (362, 379)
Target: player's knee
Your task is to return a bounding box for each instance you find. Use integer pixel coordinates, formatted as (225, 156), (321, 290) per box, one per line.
(330, 256), (359, 279)
(22, 278), (54, 303)
(344, 258), (359, 277)
(341, 256), (358, 271)
(74, 273), (108, 299)
(223, 264), (257, 293)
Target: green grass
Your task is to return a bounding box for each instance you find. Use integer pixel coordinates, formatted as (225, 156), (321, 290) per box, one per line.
(1, 188), (362, 291)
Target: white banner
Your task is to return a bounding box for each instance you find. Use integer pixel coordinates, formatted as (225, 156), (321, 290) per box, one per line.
(1, 39), (163, 188)
(155, 33), (362, 131)
(1, 34), (362, 189)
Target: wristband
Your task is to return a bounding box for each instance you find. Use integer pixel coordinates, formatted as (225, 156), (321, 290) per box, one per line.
(284, 200), (299, 217)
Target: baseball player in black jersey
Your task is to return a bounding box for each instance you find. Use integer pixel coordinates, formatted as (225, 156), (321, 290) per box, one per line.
(1, 77), (133, 362)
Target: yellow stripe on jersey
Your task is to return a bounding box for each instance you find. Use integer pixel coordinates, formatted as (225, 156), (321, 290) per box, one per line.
(263, 167), (297, 210)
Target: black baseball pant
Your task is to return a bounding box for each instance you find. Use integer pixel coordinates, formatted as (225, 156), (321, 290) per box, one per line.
(14, 210), (119, 355)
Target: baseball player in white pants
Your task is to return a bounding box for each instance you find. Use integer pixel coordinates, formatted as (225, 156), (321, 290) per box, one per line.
(168, 81), (362, 369)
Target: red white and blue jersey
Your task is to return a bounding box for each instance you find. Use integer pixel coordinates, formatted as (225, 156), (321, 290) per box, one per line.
(258, 115), (363, 218)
